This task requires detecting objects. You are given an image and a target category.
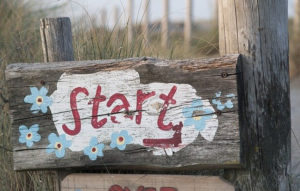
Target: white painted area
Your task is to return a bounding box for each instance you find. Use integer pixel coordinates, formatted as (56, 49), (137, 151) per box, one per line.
(49, 70), (218, 155)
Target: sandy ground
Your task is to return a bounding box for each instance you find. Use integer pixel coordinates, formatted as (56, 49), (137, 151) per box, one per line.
(291, 76), (300, 189)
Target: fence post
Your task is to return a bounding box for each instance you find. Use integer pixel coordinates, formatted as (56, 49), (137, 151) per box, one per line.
(162, 0), (169, 49)
(40, 17), (74, 62)
(291, 0), (300, 78)
(127, 0), (133, 44)
(143, 0), (150, 44)
(184, 0), (192, 51)
(219, 1), (290, 190)
(40, 17), (75, 190)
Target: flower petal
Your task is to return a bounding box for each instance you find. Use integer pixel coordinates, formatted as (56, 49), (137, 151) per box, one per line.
(30, 87), (39, 96)
(29, 124), (39, 132)
(48, 133), (58, 143)
(84, 146), (91, 155)
(195, 120), (206, 131)
(43, 96), (52, 106)
(183, 118), (195, 127)
(30, 104), (40, 113)
(46, 144), (55, 153)
(88, 153), (97, 160)
(89, 137), (98, 146)
(120, 130), (129, 137)
(39, 87), (48, 96)
(55, 149), (66, 158)
(24, 95), (35, 104)
(19, 135), (26, 143)
(225, 100), (233, 109)
(97, 150), (104, 157)
(182, 107), (193, 118)
(126, 135), (133, 144)
(32, 133), (41, 142)
(110, 142), (117, 149)
(40, 104), (48, 113)
(192, 99), (203, 107)
(65, 139), (72, 148)
(26, 140), (34, 147)
(19, 125), (29, 134)
(117, 144), (126, 150)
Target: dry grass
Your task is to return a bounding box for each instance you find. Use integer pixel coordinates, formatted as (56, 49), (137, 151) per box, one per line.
(0, 1), (219, 190)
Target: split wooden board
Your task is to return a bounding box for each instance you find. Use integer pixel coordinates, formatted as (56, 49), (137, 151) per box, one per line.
(5, 55), (241, 170)
(61, 174), (235, 191)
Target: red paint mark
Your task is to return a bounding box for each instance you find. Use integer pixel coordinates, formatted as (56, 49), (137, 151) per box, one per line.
(37, 98), (42, 103)
(91, 85), (107, 129)
(160, 188), (177, 191)
(143, 122), (183, 148)
(57, 143), (61, 149)
(92, 147), (96, 152)
(27, 133), (32, 138)
(119, 136), (124, 142)
(109, 185), (130, 191)
(157, 86), (177, 131)
(62, 87), (89, 136)
(136, 90), (155, 124)
(107, 93), (132, 123)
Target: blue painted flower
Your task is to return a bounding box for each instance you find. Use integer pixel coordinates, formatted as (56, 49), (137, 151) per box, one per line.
(212, 92), (235, 110)
(83, 137), (105, 160)
(182, 100), (214, 131)
(46, 133), (72, 158)
(24, 87), (52, 114)
(110, 130), (133, 150)
(18, 124), (41, 147)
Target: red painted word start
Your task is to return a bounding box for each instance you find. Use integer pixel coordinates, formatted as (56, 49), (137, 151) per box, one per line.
(62, 85), (183, 148)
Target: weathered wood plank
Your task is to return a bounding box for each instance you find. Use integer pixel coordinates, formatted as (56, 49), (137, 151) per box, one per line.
(61, 174), (235, 191)
(40, 17), (74, 62)
(219, 1), (290, 190)
(6, 55), (241, 170)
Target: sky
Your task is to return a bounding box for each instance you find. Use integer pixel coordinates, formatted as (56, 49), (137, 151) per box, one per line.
(40, 0), (295, 27)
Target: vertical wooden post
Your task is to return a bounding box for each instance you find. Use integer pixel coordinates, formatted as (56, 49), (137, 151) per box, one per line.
(40, 17), (75, 190)
(40, 17), (74, 62)
(143, 0), (150, 44)
(219, 1), (290, 190)
(127, 0), (133, 44)
(161, 0), (169, 49)
(184, 0), (192, 51)
(291, 0), (300, 78)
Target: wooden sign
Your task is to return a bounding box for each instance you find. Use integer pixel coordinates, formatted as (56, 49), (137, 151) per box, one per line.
(6, 55), (241, 170)
(61, 174), (235, 191)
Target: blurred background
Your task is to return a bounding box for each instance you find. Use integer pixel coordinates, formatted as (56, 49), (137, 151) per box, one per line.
(0, 0), (299, 190)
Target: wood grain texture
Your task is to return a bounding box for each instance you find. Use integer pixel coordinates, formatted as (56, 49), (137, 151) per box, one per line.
(219, 1), (290, 190)
(40, 17), (74, 62)
(61, 174), (235, 191)
(6, 55), (241, 171)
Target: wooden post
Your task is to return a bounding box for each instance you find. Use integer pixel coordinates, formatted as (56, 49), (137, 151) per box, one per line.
(219, 1), (291, 190)
(161, 0), (169, 49)
(127, 0), (133, 44)
(291, 0), (300, 78)
(143, 0), (150, 44)
(40, 17), (75, 191)
(184, 0), (192, 51)
(40, 18), (74, 62)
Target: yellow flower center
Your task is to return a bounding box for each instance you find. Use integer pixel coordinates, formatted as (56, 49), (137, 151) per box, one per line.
(192, 110), (204, 121)
(36, 96), (43, 106)
(26, 133), (32, 140)
(117, 136), (125, 145)
(193, 116), (202, 121)
(55, 142), (62, 150)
